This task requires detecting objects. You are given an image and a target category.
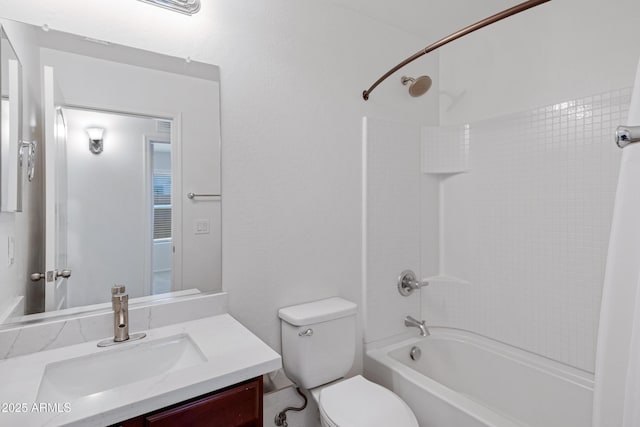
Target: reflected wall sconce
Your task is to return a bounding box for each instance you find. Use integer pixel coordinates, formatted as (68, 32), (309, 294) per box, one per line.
(137, 0), (201, 15)
(86, 128), (104, 154)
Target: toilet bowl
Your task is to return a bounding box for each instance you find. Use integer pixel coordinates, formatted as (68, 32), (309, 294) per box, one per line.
(278, 297), (418, 427)
(312, 375), (418, 427)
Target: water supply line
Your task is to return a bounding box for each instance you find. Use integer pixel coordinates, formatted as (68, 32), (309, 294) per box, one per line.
(362, 0), (552, 101)
(274, 387), (308, 426)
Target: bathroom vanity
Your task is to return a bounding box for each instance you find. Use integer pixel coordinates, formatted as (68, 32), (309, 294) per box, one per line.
(115, 377), (262, 427)
(0, 314), (281, 426)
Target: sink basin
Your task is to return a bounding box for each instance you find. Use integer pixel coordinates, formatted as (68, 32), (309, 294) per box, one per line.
(36, 334), (207, 402)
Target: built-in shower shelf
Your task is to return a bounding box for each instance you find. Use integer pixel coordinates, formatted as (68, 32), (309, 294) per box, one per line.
(423, 169), (469, 175)
(421, 125), (470, 175)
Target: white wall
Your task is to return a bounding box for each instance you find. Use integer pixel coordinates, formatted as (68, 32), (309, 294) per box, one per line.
(439, 0), (640, 124)
(213, 1), (438, 360)
(63, 109), (156, 306)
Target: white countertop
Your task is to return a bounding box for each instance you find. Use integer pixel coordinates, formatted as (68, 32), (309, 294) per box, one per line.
(0, 314), (282, 426)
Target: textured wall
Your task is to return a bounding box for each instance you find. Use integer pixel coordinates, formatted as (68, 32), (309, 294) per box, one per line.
(439, 0), (640, 125)
(363, 117), (423, 344)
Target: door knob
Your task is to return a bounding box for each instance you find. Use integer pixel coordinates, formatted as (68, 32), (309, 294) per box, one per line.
(30, 270), (71, 282)
(30, 272), (45, 281)
(56, 269), (71, 279)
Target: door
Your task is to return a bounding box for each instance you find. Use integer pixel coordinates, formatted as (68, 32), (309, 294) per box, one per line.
(43, 66), (69, 311)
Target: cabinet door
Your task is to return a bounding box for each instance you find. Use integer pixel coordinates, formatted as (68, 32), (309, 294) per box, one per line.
(145, 377), (263, 427)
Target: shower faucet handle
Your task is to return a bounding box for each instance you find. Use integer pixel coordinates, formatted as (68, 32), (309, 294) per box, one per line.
(397, 270), (429, 296)
(616, 125), (640, 148)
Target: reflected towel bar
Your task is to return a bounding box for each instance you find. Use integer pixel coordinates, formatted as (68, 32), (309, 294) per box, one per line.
(187, 192), (221, 200)
(362, 0), (552, 101)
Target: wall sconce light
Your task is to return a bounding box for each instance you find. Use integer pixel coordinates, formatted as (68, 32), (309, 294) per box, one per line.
(86, 128), (104, 154)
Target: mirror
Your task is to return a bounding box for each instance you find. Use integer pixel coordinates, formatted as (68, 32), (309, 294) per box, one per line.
(51, 108), (175, 309)
(0, 26), (23, 213)
(0, 19), (222, 324)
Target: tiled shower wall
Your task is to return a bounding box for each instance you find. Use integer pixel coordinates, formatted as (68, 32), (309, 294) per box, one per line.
(363, 117), (422, 344)
(423, 88), (631, 372)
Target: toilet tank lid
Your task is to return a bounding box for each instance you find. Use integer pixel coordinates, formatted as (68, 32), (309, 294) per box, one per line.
(278, 297), (357, 326)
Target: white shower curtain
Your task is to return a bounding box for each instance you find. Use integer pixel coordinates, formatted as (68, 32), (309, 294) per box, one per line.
(592, 58), (640, 427)
(623, 279), (640, 425)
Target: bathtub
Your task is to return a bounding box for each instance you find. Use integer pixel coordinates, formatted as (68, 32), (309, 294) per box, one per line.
(364, 328), (593, 427)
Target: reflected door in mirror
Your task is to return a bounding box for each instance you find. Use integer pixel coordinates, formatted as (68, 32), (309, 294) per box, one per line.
(0, 26), (22, 213)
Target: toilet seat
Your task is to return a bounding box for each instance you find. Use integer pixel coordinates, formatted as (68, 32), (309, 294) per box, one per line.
(317, 375), (418, 427)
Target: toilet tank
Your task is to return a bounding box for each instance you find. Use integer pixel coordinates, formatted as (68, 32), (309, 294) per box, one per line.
(279, 297), (357, 389)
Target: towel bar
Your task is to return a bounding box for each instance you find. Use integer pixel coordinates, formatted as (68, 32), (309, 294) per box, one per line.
(187, 192), (221, 200)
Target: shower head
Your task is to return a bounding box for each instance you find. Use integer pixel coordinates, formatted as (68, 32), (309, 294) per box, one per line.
(401, 75), (432, 97)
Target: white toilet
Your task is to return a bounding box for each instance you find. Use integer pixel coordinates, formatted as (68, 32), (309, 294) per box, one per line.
(278, 297), (418, 427)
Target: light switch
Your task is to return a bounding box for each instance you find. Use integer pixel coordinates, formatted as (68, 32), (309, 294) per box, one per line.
(194, 219), (210, 235)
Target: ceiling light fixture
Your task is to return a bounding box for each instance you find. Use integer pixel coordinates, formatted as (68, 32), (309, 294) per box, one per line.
(137, 0), (201, 15)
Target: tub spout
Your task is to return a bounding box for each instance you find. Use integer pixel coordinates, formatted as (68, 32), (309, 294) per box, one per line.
(405, 315), (430, 337)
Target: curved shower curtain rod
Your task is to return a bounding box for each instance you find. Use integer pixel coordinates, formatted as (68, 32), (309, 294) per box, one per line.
(362, 0), (552, 101)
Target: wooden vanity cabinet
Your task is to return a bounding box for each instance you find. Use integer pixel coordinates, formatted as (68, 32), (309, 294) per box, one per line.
(115, 376), (263, 427)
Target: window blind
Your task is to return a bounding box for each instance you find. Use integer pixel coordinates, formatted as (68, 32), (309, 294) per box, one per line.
(153, 171), (171, 239)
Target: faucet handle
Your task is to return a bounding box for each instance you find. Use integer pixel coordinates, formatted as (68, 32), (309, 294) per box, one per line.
(111, 285), (126, 295)
(398, 270), (429, 296)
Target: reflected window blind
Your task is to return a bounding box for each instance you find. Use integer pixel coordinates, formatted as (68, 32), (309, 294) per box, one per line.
(153, 172), (171, 239)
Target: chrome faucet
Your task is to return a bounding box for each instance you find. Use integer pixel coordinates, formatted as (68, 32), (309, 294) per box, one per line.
(97, 285), (146, 347)
(405, 315), (430, 337)
(397, 270), (429, 296)
(112, 285), (129, 342)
